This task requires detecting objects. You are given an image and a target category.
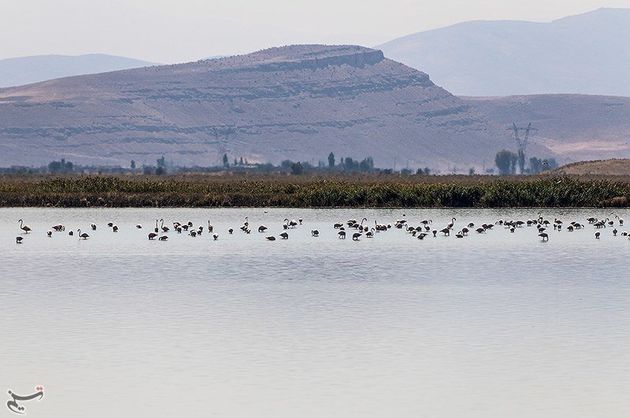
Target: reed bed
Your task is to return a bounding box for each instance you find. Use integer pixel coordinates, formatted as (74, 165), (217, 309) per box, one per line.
(0, 174), (629, 208)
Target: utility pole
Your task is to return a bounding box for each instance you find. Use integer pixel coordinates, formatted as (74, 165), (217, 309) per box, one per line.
(507, 122), (538, 174)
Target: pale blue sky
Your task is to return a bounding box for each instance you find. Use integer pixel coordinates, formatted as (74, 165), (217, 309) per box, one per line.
(3, 0), (629, 63)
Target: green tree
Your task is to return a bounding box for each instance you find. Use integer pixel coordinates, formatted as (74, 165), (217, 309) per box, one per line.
(529, 157), (543, 174)
(222, 154), (229, 168)
(495, 150), (515, 175)
(328, 152), (335, 168)
(130, 160), (136, 170)
(542, 158), (558, 171)
(359, 157), (374, 172)
(344, 157), (358, 171)
(290, 162), (304, 175)
(48, 158), (74, 174)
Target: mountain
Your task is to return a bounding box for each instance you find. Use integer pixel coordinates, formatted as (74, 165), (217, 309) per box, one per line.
(378, 8), (630, 96)
(0, 45), (526, 170)
(465, 94), (630, 163)
(0, 54), (155, 88)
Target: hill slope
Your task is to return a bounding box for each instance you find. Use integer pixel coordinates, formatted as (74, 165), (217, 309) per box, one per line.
(378, 8), (630, 96)
(554, 159), (630, 176)
(465, 94), (630, 163)
(0, 45), (522, 170)
(0, 54), (155, 88)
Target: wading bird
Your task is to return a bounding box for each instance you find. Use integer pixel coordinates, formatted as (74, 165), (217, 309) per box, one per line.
(18, 219), (31, 234)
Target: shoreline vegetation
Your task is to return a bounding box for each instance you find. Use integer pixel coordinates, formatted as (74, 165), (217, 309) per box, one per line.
(1, 174), (630, 208)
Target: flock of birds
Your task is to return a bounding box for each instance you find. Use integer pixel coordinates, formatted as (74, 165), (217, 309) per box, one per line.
(13, 213), (628, 245)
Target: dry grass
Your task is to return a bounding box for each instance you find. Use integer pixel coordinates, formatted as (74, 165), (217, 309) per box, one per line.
(2, 173), (630, 208)
(553, 159), (630, 176)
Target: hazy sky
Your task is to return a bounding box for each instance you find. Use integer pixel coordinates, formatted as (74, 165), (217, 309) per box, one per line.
(3, 0), (629, 63)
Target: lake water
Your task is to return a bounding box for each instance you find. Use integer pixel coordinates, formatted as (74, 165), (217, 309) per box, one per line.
(1, 208), (630, 417)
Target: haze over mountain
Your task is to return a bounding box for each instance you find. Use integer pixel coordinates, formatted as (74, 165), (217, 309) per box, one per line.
(379, 8), (630, 96)
(465, 94), (630, 164)
(0, 54), (155, 88)
(0, 45), (530, 171)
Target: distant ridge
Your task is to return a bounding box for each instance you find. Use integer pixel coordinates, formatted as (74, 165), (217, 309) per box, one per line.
(0, 54), (155, 88)
(0, 44), (525, 170)
(379, 8), (630, 96)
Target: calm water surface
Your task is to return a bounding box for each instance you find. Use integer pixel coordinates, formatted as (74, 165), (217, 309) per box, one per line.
(1, 208), (629, 417)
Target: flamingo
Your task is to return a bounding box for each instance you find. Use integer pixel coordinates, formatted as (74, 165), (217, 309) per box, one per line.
(280, 232), (289, 239)
(352, 232), (362, 241)
(18, 219), (31, 234)
(77, 229), (90, 240)
(158, 236), (168, 241)
(148, 232), (158, 240)
(311, 230), (319, 237)
(160, 219), (170, 233)
(284, 219), (298, 228)
(16, 236), (23, 244)
(539, 232), (549, 241)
